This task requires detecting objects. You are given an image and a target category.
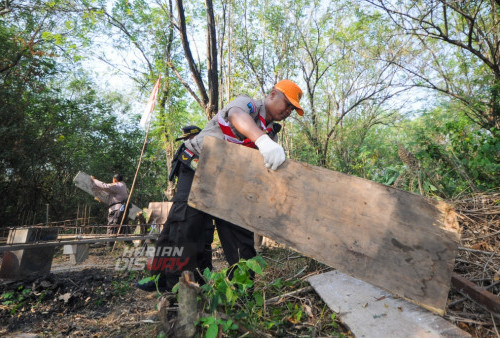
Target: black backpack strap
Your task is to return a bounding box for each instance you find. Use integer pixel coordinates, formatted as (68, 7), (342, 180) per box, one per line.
(169, 144), (186, 182)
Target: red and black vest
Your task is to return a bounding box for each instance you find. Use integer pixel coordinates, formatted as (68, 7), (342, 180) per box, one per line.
(217, 100), (272, 149)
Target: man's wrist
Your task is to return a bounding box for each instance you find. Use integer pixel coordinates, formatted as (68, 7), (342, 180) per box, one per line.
(255, 134), (272, 148)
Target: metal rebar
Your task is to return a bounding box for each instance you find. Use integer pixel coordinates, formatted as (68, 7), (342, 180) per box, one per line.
(0, 234), (157, 252)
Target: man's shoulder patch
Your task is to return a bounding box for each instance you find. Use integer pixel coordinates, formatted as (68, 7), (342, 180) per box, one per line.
(247, 101), (255, 114)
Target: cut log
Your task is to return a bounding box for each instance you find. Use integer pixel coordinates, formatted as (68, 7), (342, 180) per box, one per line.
(175, 271), (199, 338)
(188, 137), (461, 315)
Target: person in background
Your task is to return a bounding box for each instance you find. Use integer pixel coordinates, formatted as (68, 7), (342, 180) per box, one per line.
(91, 174), (129, 241)
(136, 79), (304, 292)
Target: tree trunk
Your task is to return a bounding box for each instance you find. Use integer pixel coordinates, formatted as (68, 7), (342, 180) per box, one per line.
(175, 0), (219, 120)
(205, 0), (219, 118)
(176, 0), (209, 113)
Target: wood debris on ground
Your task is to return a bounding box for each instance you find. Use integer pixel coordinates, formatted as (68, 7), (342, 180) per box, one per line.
(0, 193), (498, 337)
(447, 192), (500, 337)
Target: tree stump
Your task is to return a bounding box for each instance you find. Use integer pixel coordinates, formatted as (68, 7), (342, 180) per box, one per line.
(175, 271), (199, 338)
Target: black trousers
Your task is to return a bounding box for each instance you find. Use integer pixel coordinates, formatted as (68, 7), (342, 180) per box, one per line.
(106, 209), (130, 236)
(150, 163), (256, 288)
(107, 208), (130, 234)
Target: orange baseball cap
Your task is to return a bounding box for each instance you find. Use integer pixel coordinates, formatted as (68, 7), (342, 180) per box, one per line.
(274, 79), (304, 116)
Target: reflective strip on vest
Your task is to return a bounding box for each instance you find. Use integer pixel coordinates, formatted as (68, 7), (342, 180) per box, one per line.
(217, 105), (272, 149)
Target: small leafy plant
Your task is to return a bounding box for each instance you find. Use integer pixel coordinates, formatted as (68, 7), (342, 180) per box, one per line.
(1, 285), (32, 314)
(137, 273), (162, 295)
(170, 249), (347, 337)
(189, 256), (266, 337)
(112, 270), (139, 296)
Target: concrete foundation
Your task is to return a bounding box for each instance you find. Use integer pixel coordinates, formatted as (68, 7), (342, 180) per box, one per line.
(308, 270), (470, 337)
(63, 244), (89, 264)
(0, 227), (58, 280)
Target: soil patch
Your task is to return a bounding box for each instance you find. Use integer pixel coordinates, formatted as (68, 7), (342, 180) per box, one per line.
(0, 246), (160, 337)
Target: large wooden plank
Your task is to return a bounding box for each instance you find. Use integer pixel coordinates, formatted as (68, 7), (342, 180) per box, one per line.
(188, 137), (461, 315)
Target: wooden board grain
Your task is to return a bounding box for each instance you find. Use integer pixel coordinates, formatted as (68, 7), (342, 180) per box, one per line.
(147, 202), (173, 226)
(188, 137), (461, 315)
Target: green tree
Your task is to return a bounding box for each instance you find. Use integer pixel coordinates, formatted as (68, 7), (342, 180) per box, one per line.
(368, 0), (500, 130)
(0, 2), (144, 226)
(397, 103), (500, 196)
(351, 102), (499, 198)
(290, 1), (407, 170)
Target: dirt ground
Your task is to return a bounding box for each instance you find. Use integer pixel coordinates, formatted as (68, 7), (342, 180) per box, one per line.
(1, 191), (499, 338)
(0, 242), (347, 337)
(0, 245), (163, 337)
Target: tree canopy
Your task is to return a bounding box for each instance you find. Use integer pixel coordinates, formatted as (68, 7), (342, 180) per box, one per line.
(0, 0), (498, 227)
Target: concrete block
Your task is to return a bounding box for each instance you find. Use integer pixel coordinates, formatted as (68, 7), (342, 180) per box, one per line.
(308, 270), (470, 338)
(63, 244), (89, 264)
(0, 227), (58, 280)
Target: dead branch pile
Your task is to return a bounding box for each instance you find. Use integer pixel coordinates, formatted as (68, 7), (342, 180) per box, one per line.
(448, 192), (500, 337)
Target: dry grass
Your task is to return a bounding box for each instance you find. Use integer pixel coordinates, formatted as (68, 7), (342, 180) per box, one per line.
(446, 192), (500, 337)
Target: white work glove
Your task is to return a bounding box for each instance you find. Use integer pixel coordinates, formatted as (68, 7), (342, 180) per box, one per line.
(255, 134), (286, 170)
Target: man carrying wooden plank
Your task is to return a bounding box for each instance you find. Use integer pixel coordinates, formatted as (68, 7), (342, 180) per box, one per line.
(189, 138), (461, 315)
(136, 79), (304, 292)
(91, 174), (130, 240)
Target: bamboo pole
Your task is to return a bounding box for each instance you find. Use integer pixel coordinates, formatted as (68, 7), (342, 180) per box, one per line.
(113, 75), (161, 251)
